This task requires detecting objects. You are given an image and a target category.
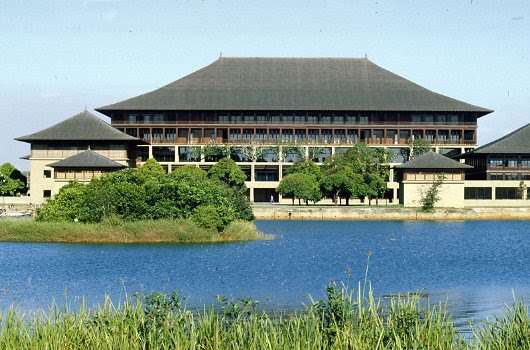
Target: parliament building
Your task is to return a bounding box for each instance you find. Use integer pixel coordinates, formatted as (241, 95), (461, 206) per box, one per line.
(17, 57), (494, 204)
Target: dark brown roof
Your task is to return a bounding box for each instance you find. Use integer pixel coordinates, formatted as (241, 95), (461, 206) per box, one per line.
(461, 123), (530, 156)
(97, 57), (492, 114)
(397, 151), (473, 170)
(16, 110), (140, 143)
(48, 150), (126, 169)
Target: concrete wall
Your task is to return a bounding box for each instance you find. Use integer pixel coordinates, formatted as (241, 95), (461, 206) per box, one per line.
(253, 205), (530, 221)
(463, 180), (530, 208)
(28, 146), (130, 205)
(400, 180), (465, 208)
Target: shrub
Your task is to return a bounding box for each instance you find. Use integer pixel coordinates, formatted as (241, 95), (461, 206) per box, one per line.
(37, 160), (253, 228)
(192, 204), (236, 232)
(36, 182), (86, 222)
(207, 158), (247, 189)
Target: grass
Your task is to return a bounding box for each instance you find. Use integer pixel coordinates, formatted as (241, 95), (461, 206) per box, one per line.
(0, 219), (272, 244)
(0, 284), (528, 349)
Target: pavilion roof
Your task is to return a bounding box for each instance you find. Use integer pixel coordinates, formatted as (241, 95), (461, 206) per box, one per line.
(16, 110), (140, 143)
(97, 57), (492, 114)
(48, 150), (126, 169)
(461, 123), (530, 157)
(397, 151), (473, 170)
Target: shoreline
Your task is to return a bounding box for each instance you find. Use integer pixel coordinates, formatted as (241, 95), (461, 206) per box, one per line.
(252, 204), (530, 221)
(0, 219), (270, 244)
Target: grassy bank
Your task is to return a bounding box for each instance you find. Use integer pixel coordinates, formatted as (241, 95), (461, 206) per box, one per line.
(0, 219), (271, 244)
(0, 285), (528, 349)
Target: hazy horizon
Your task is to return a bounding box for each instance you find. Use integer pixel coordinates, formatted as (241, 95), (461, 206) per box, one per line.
(2, 0), (529, 170)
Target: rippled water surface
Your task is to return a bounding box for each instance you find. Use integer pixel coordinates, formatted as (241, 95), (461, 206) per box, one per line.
(1, 220), (530, 329)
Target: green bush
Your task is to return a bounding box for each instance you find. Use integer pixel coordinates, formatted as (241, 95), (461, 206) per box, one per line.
(192, 204), (236, 231)
(37, 159), (253, 231)
(37, 182), (86, 222)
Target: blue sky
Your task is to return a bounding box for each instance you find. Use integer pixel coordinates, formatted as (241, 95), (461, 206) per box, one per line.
(1, 0), (529, 169)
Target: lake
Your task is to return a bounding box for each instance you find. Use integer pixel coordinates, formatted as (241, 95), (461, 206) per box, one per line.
(1, 220), (529, 331)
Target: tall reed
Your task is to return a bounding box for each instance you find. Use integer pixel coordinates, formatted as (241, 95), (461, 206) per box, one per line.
(3, 283), (527, 349)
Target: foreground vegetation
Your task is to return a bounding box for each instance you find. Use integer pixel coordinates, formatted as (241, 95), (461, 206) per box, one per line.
(0, 219), (270, 244)
(0, 284), (528, 349)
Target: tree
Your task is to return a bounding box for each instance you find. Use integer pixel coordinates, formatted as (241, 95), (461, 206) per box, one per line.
(277, 173), (321, 205)
(138, 158), (166, 178)
(323, 144), (390, 206)
(286, 160), (321, 181)
(408, 138), (431, 160)
(207, 158), (247, 189)
(0, 163), (26, 196)
(419, 175), (444, 212)
(171, 165), (208, 182)
(37, 158), (254, 231)
(204, 143), (231, 162)
(36, 182), (87, 222)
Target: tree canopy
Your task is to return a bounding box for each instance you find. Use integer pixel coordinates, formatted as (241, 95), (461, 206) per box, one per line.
(0, 163), (27, 196)
(277, 173), (321, 205)
(37, 159), (253, 231)
(277, 144), (391, 205)
(207, 158), (247, 189)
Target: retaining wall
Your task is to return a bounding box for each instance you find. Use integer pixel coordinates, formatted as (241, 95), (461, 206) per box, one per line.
(252, 204), (530, 221)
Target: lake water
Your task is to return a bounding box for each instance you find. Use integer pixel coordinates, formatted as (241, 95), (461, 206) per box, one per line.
(1, 220), (530, 331)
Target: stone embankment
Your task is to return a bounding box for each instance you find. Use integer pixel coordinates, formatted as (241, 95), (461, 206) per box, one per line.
(252, 204), (530, 221)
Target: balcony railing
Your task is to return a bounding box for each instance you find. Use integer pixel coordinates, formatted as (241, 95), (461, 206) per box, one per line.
(143, 136), (475, 146)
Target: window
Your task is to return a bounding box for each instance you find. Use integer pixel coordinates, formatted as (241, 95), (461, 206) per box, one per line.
(495, 187), (521, 200)
(152, 147), (175, 162)
(359, 115), (369, 124)
(320, 115), (332, 124)
(178, 147), (201, 162)
(464, 187), (492, 200)
(43, 190), (52, 198)
(43, 170), (52, 178)
(447, 114), (459, 124)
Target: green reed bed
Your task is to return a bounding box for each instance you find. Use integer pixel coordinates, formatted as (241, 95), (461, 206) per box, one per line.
(1, 284), (528, 349)
(0, 219), (271, 244)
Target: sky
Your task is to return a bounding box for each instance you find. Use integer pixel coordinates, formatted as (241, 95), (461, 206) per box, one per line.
(1, 0), (529, 170)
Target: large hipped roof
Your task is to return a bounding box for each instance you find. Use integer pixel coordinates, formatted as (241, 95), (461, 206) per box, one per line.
(16, 110), (140, 143)
(48, 150), (126, 169)
(397, 151), (473, 170)
(461, 123), (530, 156)
(97, 57), (492, 113)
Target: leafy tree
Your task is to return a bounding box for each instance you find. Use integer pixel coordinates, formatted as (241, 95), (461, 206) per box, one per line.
(420, 175), (444, 212)
(36, 182), (86, 222)
(138, 158), (166, 178)
(192, 204), (236, 231)
(277, 173), (321, 205)
(207, 158), (247, 189)
(171, 165), (208, 182)
(204, 144), (231, 162)
(286, 160), (321, 181)
(408, 138), (431, 160)
(0, 163), (26, 196)
(37, 159), (253, 231)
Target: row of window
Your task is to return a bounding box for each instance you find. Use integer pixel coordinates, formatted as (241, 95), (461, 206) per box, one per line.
(122, 127), (475, 144)
(140, 146), (336, 163)
(464, 187), (528, 200)
(488, 173), (530, 180)
(488, 159), (530, 168)
(123, 113), (470, 125)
